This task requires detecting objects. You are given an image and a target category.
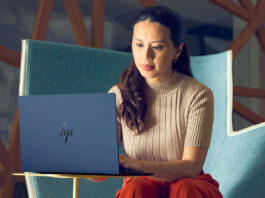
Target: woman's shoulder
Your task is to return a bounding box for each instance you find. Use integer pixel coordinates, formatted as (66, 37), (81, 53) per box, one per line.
(108, 84), (122, 106)
(179, 74), (214, 116)
(108, 84), (120, 94)
(179, 73), (213, 98)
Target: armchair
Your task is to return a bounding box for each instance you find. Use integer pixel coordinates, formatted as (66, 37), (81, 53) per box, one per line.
(19, 39), (265, 198)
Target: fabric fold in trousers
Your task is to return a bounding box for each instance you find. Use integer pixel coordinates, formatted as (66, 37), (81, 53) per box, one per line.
(115, 170), (222, 198)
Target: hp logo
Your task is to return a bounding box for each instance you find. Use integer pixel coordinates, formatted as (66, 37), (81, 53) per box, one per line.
(60, 122), (73, 143)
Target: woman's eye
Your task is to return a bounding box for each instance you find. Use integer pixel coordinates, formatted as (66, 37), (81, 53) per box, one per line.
(152, 45), (163, 50)
(136, 43), (143, 47)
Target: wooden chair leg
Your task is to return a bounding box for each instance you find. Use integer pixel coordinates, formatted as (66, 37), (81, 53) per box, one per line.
(0, 107), (23, 198)
(0, 173), (15, 198)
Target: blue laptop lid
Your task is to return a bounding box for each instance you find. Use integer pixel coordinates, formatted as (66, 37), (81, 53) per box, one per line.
(18, 93), (119, 175)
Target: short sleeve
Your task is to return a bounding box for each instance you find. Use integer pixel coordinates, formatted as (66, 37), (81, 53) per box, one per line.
(184, 87), (214, 148)
(108, 85), (123, 145)
(108, 85), (122, 108)
(108, 85), (122, 126)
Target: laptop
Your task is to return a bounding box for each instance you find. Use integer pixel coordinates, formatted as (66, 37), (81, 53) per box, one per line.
(18, 93), (152, 176)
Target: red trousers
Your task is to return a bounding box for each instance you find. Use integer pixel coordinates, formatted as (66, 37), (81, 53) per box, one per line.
(115, 171), (222, 198)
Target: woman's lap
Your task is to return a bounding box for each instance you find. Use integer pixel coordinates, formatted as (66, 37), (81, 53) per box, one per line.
(115, 171), (222, 198)
(168, 172), (222, 198)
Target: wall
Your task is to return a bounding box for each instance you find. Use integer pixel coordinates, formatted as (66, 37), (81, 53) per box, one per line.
(232, 7), (265, 130)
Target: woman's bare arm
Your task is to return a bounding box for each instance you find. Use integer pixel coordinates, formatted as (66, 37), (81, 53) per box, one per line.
(119, 146), (208, 182)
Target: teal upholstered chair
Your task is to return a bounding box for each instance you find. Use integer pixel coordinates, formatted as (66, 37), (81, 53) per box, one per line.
(19, 40), (265, 198)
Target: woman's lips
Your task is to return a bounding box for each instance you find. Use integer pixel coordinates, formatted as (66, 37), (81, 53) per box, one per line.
(141, 64), (154, 71)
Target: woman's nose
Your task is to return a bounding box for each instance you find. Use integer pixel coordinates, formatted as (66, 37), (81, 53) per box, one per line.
(143, 46), (153, 60)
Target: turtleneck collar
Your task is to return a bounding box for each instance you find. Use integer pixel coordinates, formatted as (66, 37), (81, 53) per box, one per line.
(145, 71), (185, 96)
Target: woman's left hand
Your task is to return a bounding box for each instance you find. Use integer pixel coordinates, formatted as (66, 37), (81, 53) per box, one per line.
(119, 154), (144, 171)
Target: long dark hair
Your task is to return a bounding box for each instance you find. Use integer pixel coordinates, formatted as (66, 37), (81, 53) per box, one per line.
(118, 6), (192, 133)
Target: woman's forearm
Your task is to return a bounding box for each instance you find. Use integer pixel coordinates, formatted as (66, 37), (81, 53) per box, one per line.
(141, 160), (201, 181)
(120, 147), (207, 182)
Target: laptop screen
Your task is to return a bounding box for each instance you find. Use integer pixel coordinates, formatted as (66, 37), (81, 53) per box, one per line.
(18, 93), (120, 175)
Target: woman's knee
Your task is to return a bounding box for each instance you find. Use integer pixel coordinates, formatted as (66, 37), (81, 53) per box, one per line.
(118, 178), (160, 198)
(168, 178), (204, 198)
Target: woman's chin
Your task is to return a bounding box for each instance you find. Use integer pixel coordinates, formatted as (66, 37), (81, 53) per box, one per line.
(139, 70), (155, 78)
(140, 74), (156, 81)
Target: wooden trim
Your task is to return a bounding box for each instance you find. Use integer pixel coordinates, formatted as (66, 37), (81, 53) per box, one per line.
(13, 136), (23, 184)
(12, 152), (25, 183)
(8, 107), (19, 154)
(208, 0), (252, 22)
(138, 0), (156, 8)
(234, 87), (265, 98)
(63, 0), (91, 47)
(91, 0), (105, 48)
(209, 0), (265, 57)
(255, 0), (265, 21)
(14, 141), (22, 173)
(32, 0), (54, 40)
(255, 26), (265, 53)
(14, 175), (26, 183)
(233, 100), (265, 124)
(0, 45), (20, 68)
(0, 173), (15, 198)
(255, 0), (265, 53)
(0, 107), (20, 197)
(229, 20), (258, 58)
(239, 0), (254, 10)
(9, 135), (20, 163)
(0, 141), (9, 168)
(0, 161), (4, 171)
(11, 137), (21, 173)
(0, 170), (7, 184)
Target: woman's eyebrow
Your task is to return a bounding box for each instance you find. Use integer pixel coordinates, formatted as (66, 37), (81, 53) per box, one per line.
(134, 38), (164, 43)
(152, 40), (164, 44)
(134, 38), (143, 41)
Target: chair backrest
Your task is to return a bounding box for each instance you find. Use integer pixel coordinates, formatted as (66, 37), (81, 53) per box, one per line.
(20, 39), (129, 198)
(190, 49), (265, 197)
(20, 40), (265, 198)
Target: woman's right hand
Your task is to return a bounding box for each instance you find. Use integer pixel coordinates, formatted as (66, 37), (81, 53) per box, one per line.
(86, 176), (108, 182)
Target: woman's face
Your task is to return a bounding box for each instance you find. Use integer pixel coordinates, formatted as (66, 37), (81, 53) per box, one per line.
(132, 20), (183, 84)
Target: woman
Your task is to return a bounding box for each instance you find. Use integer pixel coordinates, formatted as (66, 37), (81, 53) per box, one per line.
(108, 5), (222, 198)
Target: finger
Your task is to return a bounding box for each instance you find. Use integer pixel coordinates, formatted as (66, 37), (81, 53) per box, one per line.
(119, 156), (127, 165)
(119, 154), (129, 162)
(122, 163), (129, 168)
(119, 155), (125, 161)
(119, 154), (127, 159)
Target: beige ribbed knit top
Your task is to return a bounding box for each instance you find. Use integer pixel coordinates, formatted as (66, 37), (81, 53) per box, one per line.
(109, 71), (214, 162)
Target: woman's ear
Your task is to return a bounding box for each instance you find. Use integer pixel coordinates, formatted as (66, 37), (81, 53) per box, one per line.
(173, 42), (184, 60)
